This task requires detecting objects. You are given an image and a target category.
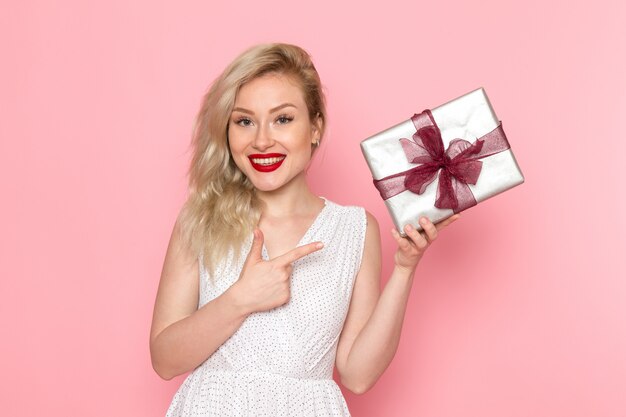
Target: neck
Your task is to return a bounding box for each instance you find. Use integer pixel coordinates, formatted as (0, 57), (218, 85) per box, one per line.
(256, 172), (322, 218)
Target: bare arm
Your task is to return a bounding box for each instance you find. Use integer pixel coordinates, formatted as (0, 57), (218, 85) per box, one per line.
(150, 221), (324, 380)
(149, 218), (250, 380)
(336, 212), (460, 394)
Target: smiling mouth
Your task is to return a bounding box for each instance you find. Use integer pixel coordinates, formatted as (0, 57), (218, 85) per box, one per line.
(248, 153), (286, 172)
(251, 156), (286, 165)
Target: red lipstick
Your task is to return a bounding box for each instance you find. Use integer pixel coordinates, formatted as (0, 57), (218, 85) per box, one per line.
(248, 153), (286, 173)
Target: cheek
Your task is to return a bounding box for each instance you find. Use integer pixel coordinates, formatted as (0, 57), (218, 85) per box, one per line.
(227, 133), (245, 156)
(289, 125), (313, 151)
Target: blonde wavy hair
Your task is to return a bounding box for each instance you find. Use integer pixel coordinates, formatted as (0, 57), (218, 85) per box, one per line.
(176, 43), (327, 281)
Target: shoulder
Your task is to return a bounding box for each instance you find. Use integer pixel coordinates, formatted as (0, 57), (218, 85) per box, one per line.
(323, 197), (376, 219)
(323, 198), (379, 239)
(364, 210), (379, 234)
(324, 198), (364, 220)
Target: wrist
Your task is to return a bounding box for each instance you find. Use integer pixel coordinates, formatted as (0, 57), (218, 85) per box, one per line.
(394, 263), (417, 277)
(225, 282), (254, 318)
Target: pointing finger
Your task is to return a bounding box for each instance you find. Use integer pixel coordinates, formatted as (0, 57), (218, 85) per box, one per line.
(273, 241), (324, 265)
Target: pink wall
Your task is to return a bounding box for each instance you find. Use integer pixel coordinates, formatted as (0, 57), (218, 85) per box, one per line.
(2, 0), (625, 416)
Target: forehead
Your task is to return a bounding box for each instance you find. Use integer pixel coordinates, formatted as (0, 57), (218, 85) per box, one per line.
(234, 73), (305, 108)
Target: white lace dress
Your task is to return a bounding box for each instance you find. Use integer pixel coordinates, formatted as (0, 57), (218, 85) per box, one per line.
(165, 197), (367, 416)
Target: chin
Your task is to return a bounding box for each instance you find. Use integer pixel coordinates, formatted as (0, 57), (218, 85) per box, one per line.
(249, 172), (299, 193)
(246, 176), (283, 192)
(243, 164), (303, 192)
(253, 182), (287, 192)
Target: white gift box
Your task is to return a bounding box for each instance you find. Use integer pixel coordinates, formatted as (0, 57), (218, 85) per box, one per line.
(360, 87), (525, 235)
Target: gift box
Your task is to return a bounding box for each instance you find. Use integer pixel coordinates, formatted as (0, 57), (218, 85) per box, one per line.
(360, 87), (524, 236)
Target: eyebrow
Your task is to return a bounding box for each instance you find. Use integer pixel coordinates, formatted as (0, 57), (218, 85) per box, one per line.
(231, 103), (297, 115)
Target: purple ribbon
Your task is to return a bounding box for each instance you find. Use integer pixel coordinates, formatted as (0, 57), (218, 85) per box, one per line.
(373, 110), (511, 213)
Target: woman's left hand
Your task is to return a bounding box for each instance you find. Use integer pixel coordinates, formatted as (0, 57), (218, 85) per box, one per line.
(391, 214), (461, 273)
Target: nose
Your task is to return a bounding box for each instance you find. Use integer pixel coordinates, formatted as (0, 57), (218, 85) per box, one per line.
(252, 121), (274, 151)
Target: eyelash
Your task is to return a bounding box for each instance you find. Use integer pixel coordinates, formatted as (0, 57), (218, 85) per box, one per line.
(235, 117), (252, 126)
(235, 114), (293, 126)
(276, 114), (294, 124)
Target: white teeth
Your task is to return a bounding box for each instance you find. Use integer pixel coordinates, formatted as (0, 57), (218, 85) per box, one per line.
(251, 156), (285, 166)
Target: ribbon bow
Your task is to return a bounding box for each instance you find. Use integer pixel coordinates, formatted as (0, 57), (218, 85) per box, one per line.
(373, 110), (511, 213)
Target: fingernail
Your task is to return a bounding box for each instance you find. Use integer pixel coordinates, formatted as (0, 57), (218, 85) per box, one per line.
(420, 217), (428, 225)
(316, 242), (324, 249)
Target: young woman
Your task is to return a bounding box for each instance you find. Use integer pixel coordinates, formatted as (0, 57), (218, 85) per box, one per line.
(150, 43), (460, 416)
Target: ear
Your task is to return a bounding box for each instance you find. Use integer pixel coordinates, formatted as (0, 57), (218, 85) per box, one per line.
(310, 112), (323, 144)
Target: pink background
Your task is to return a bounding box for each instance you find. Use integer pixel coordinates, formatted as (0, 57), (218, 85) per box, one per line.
(2, 0), (625, 416)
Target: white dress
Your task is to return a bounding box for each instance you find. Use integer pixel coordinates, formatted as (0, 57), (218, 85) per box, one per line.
(165, 197), (367, 416)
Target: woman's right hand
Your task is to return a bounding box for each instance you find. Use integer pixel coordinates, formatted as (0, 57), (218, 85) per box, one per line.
(230, 227), (324, 314)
